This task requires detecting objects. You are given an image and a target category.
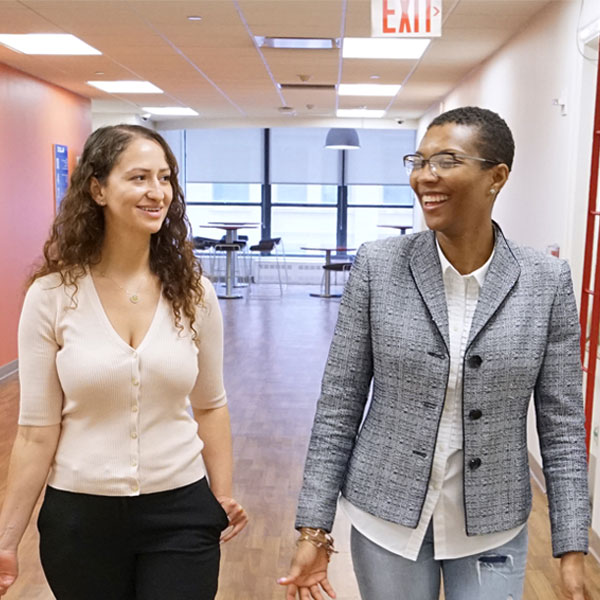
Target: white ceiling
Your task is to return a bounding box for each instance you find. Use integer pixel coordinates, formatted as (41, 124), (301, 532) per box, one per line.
(0, 0), (558, 126)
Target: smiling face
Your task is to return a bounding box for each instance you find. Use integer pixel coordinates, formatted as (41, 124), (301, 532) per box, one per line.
(90, 136), (173, 237)
(410, 122), (508, 240)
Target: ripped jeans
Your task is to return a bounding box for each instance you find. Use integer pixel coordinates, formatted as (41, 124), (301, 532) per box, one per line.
(351, 523), (528, 600)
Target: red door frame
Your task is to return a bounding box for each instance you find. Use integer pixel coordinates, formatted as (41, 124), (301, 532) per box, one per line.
(579, 47), (600, 455)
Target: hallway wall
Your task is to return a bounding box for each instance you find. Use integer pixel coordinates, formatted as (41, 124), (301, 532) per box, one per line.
(0, 63), (91, 369)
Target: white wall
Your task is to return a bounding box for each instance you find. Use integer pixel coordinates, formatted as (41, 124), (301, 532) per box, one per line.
(416, 0), (600, 537)
(420, 1), (594, 269)
(91, 112), (150, 131)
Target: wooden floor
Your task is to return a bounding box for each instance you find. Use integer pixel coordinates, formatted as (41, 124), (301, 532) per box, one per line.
(1, 283), (600, 599)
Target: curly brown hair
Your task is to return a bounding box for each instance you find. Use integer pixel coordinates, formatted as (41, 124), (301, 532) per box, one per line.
(30, 124), (204, 335)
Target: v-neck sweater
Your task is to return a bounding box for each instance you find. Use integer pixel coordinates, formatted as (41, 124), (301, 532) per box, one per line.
(18, 272), (227, 497)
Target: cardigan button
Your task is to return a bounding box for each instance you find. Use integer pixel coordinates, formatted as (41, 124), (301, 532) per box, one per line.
(469, 457), (482, 470)
(469, 409), (482, 420)
(467, 355), (483, 368)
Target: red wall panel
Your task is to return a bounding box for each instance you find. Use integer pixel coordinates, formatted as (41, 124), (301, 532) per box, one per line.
(0, 63), (91, 367)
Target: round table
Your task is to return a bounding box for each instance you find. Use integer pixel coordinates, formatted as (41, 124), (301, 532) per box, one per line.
(199, 223), (259, 299)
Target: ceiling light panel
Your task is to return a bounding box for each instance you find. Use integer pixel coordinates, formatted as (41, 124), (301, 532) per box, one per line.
(338, 83), (401, 97)
(255, 36), (340, 49)
(142, 107), (199, 116)
(343, 38), (430, 60)
(87, 80), (163, 94)
(337, 109), (386, 118)
(0, 33), (101, 55)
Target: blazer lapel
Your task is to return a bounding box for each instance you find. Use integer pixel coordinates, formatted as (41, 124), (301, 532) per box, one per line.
(409, 231), (450, 351)
(466, 225), (521, 348)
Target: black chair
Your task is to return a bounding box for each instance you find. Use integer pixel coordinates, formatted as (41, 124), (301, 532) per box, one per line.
(249, 238), (286, 294)
(192, 236), (219, 251)
(320, 257), (353, 295)
(322, 262), (353, 273)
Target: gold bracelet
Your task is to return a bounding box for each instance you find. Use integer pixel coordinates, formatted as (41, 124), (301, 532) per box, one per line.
(297, 527), (338, 560)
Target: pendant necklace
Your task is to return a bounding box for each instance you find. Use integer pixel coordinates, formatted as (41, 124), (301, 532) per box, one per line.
(99, 271), (146, 304)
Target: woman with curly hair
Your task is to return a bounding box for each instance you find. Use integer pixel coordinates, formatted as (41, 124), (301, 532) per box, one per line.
(0, 124), (247, 600)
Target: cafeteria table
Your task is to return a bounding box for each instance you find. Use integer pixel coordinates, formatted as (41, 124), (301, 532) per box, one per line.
(199, 223), (259, 299)
(301, 246), (355, 298)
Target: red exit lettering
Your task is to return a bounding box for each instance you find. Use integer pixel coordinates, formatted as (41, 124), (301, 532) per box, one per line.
(383, 0), (395, 33)
(382, 0), (438, 34)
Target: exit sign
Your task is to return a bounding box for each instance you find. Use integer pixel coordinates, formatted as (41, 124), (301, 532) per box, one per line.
(371, 0), (442, 37)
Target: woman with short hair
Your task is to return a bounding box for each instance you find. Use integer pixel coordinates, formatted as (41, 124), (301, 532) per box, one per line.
(280, 107), (589, 600)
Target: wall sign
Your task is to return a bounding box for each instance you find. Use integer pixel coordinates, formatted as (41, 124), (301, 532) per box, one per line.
(53, 144), (69, 210)
(371, 0), (442, 37)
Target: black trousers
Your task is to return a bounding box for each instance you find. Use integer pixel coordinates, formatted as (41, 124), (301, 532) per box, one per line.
(37, 478), (229, 600)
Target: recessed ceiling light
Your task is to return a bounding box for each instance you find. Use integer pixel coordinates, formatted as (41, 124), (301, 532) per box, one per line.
(343, 37), (430, 60)
(187, 16), (203, 21)
(87, 80), (163, 94)
(338, 83), (401, 97)
(337, 108), (386, 119)
(370, 75), (381, 80)
(0, 33), (100, 55)
(255, 36), (340, 50)
(95, 71), (104, 75)
(142, 107), (199, 116)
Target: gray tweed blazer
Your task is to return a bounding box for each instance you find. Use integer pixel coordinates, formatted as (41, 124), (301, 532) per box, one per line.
(296, 225), (589, 557)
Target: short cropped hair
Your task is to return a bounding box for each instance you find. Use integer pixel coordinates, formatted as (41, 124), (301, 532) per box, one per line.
(428, 106), (515, 171)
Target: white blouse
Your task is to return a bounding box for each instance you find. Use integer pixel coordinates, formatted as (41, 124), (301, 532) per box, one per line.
(18, 272), (227, 497)
(340, 242), (525, 560)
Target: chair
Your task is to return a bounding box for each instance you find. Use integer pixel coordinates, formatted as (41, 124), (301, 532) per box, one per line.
(193, 237), (220, 280)
(248, 237), (286, 295)
(320, 258), (353, 296)
(193, 236), (220, 250)
(210, 242), (246, 296)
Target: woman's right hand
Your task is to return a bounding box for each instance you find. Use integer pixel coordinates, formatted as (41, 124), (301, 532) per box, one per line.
(0, 549), (18, 596)
(278, 541), (336, 600)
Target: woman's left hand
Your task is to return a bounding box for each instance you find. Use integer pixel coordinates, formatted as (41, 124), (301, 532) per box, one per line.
(217, 496), (248, 542)
(560, 552), (590, 599)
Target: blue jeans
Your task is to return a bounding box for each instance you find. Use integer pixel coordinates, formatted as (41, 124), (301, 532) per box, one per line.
(350, 523), (528, 600)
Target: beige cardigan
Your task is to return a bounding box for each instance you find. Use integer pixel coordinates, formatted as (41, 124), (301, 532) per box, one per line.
(18, 272), (227, 496)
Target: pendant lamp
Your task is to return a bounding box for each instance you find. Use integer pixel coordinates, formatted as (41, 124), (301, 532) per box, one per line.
(325, 128), (360, 150)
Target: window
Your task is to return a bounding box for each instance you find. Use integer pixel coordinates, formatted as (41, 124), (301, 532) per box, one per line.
(187, 205), (262, 245)
(186, 183), (260, 204)
(161, 126), (419, 254)
(272, 184), (337, 205)
(271, 206), (337, 254)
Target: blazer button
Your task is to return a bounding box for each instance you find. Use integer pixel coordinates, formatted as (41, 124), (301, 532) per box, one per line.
(467, 355), (483, 368)
(469, 457), (482, 470)
(469, 409), (482, 420)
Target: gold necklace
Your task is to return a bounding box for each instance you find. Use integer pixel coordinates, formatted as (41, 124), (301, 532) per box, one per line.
(99, 271), (146, 304)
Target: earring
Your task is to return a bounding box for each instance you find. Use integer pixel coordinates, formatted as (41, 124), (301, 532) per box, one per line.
(490, 188), (496, 195)
(97, 201), (106, 206)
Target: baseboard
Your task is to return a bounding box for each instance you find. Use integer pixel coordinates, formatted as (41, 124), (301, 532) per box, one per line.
(0, 359), (18, 381)
(591, 526), (600, 563)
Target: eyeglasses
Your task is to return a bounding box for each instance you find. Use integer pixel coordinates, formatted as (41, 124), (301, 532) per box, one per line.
(403, 152), (500, 176)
